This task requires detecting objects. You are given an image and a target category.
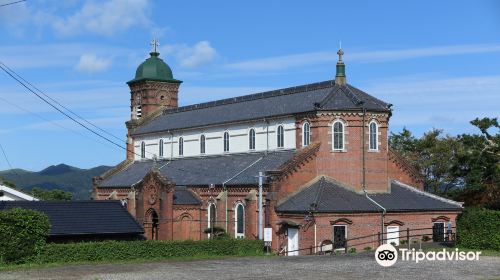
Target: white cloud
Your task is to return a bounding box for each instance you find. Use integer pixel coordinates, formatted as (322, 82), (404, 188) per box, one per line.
(226, 43), (500, 72)
(52, 0), (151, 36)
(161, 41), (217, 68)
(75, 54), (112, 73)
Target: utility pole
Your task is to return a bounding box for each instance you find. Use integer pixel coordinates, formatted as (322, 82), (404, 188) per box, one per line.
(258, 171), (264, 240)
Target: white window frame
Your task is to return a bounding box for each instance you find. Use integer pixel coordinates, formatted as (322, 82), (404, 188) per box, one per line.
(277, 125), (284, 148)
(223, 132), (230, 152)
(369, 121), (378, 151)
(332, 121), (345, 151)
(249, 128), (256, 150)
(200, 134), (206, 154)
(208, 202), (217, 231)
(234, 203), (245, 238)
(302, 122), (310, 147)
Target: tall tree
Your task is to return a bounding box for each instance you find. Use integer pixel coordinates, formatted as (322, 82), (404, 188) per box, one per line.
(31, 187), (73, 201)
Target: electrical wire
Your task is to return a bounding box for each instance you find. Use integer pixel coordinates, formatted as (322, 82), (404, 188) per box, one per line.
(0, 0), (25, 7)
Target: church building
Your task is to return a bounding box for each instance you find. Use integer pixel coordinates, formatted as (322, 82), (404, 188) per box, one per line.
(93, 42), (462, 254)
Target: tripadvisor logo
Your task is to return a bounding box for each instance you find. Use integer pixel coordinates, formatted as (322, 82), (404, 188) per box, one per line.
(374, 244), (482, 267)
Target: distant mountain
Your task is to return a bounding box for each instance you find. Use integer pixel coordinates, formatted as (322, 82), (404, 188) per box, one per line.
(0, 164), (112, 200)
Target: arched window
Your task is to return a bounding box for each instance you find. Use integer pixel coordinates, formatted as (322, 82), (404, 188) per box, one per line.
(302, 122), (310, 147)
(178, 137), (184, 156)
(200, 134), (206, 154)
(234, 203), (245, 238)
(159, 139), (164, 157)
(140, 141), (145, 159)
(277, 125), (284, 148)
(249, 129), (256, 150)
(208, 203), (216, 229)
(332, 121), (344, 150)
(369, 121), (378, 151)
(223, 132), (230, 152)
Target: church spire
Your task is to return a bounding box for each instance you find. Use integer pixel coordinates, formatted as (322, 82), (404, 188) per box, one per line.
(335, 45), (346, 86)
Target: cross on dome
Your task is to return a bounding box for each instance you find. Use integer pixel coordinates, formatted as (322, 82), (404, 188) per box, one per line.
(150, 38), (160, 53)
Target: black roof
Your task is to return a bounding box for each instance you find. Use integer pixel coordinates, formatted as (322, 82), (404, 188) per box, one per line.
(99, 150), (296, 188)
(174, 186), (201, 205)
(276, 177), (462, 213)
(0, 201), (144, 236)
(132, 81), (390, 135)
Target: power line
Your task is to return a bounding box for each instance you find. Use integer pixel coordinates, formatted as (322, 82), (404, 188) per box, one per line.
(0, 62), (124, 143)
(0, 142), (16, 173)
(0, 0), (25, 8)
(0, 63), (130, 155)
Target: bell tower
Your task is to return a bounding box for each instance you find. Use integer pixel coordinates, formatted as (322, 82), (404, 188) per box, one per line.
(125, 40), (183, 160)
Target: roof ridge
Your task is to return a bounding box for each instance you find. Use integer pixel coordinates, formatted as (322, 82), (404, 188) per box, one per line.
(392, 180), (463, 207)
(161, 80), (336, 115)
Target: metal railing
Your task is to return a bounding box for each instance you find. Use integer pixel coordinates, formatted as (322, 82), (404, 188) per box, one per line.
(279, 226), (457, 256)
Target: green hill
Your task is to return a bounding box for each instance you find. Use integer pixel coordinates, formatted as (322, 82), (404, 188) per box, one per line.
(0, 164), (111, 200)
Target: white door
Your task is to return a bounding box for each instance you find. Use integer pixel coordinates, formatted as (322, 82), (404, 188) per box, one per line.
(287, 228), (299, 256)
(387, 226), (400, 246)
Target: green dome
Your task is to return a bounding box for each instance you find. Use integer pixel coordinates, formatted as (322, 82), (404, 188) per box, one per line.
(127, 52), (182, 84)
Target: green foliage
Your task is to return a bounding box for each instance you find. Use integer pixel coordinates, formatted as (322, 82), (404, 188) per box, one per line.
(421, 235), (430, 242)
(389, 117), (499, 209)
(31, 239), (264, 264)
(203, 226), (230, 239)
(31, 187), (73, 201)
(0, 208), (50, 263)
(348, 247), (356, 254)
(457, 208), (500, 250)
(363, 246), (372, 251)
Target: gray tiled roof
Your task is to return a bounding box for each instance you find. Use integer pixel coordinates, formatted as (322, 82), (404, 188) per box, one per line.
(0, 201), (144, 236)
(98, 150), (296, 188)
(173, 186), (201, 205)
(276, 177), (462, 213)
(132, 81), (390, 135)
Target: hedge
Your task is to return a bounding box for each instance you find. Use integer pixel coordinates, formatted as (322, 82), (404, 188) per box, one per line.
(0, 208), (50, 263)
(30, 239), (264, 264)
(457, 207), (500, 250)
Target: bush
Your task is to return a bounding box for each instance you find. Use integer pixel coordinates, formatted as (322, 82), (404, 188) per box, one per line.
(348, 248), (356, 254)
(457, 207), (500, 250)
(363, 246), (372, 251)
(422, 235), (431, 242)
(0, 208), (50, 263)
(32, 239), (264, 264)
(203, 226), (230, 239)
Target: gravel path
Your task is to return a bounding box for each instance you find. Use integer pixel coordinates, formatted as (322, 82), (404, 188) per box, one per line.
(1, 254), (499, 280)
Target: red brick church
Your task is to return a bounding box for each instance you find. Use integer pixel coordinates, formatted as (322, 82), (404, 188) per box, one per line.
(93, 43), (462, 254)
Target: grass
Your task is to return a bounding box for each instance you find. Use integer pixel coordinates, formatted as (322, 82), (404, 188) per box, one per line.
(0, 254), (271, 272)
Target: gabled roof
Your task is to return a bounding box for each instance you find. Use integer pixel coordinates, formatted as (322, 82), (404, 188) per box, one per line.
(276, 177), (462, 213)
(98, 150), (297, 188)
(132, 81), (390, 135)
(0, 184), (39, 201)
(0, 201), (144, 236)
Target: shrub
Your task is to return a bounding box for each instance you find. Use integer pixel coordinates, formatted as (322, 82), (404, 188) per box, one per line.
(204, 226), (229, 239)
(0, 208), (50, 263)
(348, 248), (356, 254)
(363, 246), (372, 251)
(422, 235), (431, 242)
(400, 240), (407, 245)
(390, 242), (396, 246)
(457, 207), (500, 250)
(32, 239), (264, 264)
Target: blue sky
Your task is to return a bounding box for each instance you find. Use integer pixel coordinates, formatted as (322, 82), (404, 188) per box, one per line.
(0, 0), (499, 171)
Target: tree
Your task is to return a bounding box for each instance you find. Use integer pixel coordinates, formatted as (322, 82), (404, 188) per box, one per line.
(31, 187), (73, 201)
